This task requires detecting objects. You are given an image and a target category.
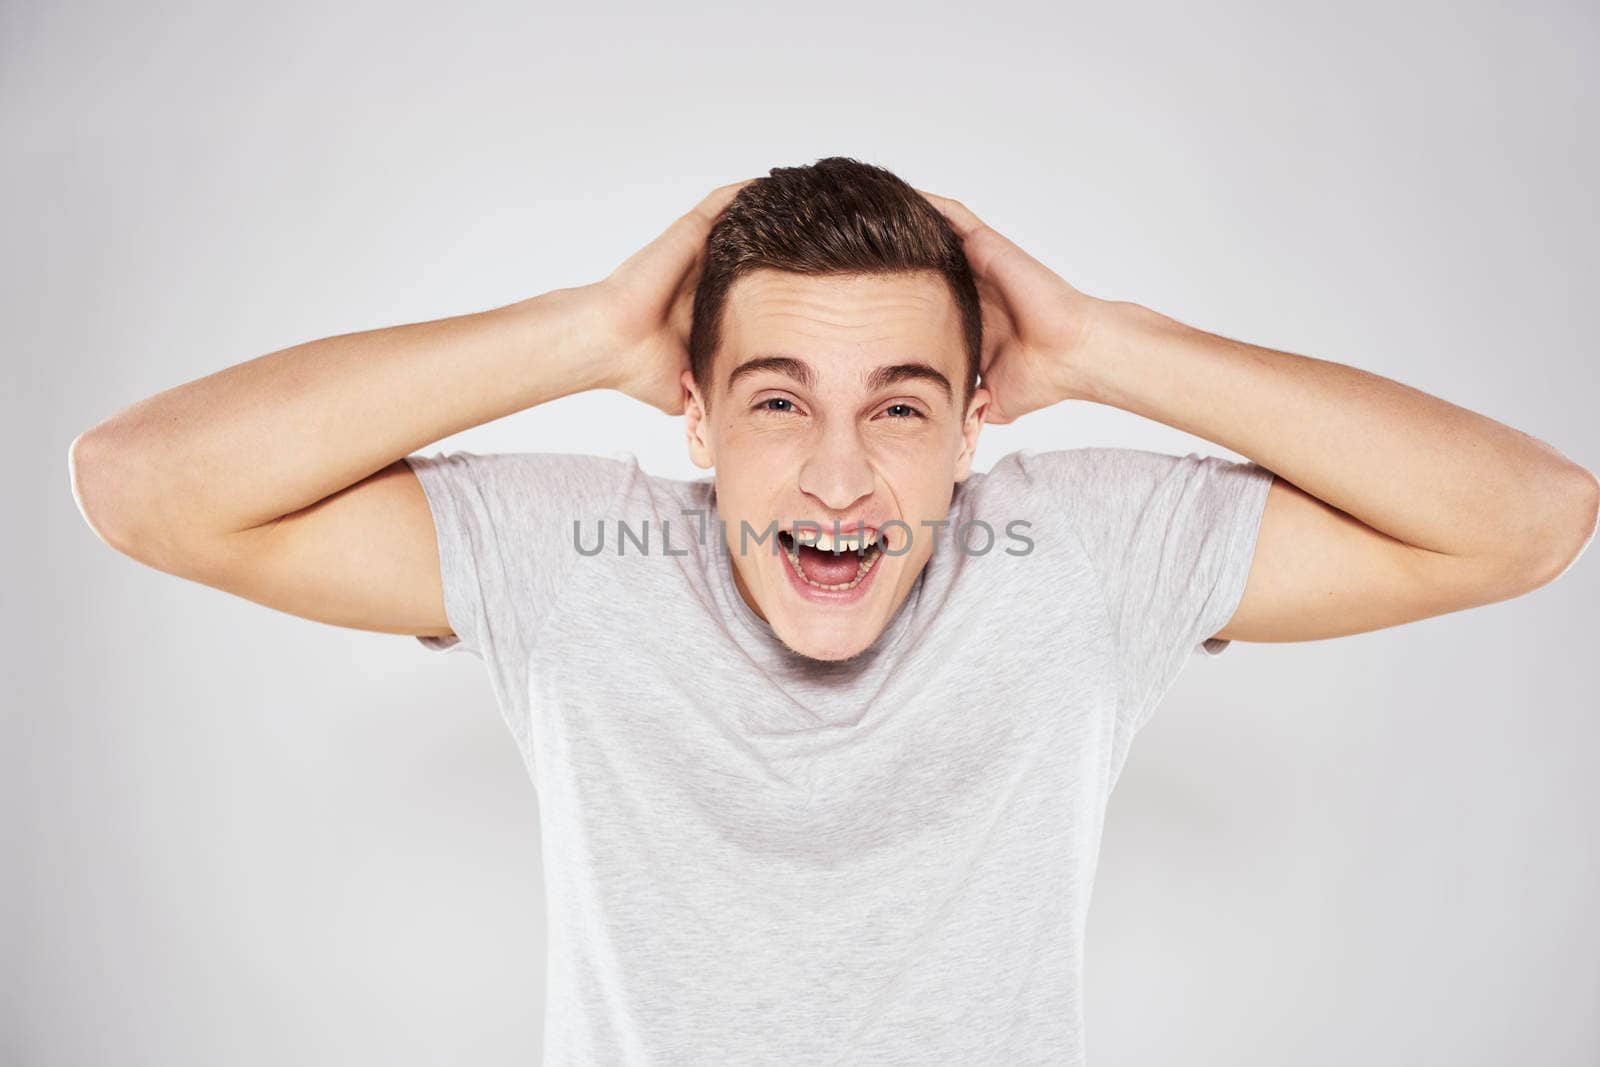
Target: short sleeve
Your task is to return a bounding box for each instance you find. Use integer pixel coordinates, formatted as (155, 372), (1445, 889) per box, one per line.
(405, 449), (638, 658)
(1022, 447), (1275, 733)
(404, 450), (638, 775)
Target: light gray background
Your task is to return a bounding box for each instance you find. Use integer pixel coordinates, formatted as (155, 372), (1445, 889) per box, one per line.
(8, 2), (1597, 1064)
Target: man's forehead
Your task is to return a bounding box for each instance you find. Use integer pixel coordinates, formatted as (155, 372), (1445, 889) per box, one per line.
(716, 270), (962, 391)
(726, 267), (952, 317)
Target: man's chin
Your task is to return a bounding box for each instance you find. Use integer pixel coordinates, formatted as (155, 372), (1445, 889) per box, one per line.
(771, 618), (883, 664)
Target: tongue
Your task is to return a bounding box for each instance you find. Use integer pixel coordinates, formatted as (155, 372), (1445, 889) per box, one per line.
(796, 544), (862, 585)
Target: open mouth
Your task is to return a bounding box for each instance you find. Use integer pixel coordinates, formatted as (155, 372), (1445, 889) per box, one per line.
(776, 527), (886, 592)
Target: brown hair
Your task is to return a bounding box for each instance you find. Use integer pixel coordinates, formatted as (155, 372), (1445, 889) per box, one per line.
(689, 156), (982, 414)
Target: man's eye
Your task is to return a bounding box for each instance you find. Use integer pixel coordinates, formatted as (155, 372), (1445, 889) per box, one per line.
(755, 397), (798, 414)
(881, 403), (925, 419)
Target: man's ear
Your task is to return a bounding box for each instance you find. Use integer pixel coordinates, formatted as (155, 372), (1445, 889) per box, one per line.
(953, 385), (991, 482)
(683, 369), (714, 470)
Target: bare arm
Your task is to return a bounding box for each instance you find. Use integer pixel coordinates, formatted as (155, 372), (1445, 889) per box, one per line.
(917, 188), (1598, 645)
(68, 180), (752, 638)
(1072, 302), (1599, 640)
(71, 289), (609, 552)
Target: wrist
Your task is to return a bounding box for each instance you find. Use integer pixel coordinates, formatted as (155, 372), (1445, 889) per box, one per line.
(502, 284), (620, 397)
(1058, 299), (1180, 407)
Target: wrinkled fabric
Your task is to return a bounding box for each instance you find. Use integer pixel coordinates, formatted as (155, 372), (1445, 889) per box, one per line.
(405, 446), (1274, 1065)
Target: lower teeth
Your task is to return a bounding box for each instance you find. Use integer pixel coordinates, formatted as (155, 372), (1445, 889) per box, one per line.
(782, 542), (882, 591)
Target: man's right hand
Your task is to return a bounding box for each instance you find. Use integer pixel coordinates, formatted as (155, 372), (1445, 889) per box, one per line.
(67, 176), (756, 647)
(585, 179), (754, 416)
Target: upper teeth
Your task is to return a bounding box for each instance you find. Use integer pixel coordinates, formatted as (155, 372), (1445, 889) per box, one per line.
(791, 527), (880, 551)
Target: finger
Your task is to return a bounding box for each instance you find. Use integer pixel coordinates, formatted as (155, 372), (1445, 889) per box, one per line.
(913, 187), (988, 241)
(650, 178), (756, 265)
(979, 386), (1013, 424)
(913, 186), (1025, 278)
(691, 178), (757, 225)
(915, 187), (1034, 272)
(622, 182), (751, 281)
(917, 186), (1055, 293)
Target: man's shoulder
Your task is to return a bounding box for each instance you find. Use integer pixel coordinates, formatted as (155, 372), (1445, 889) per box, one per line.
(977, 445), (1173, 479)
(406, 448), (690, 530)
(970, 446), (1214, 506)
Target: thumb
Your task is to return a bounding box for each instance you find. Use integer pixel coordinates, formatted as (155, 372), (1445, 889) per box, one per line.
(978, 362), (1014, 425)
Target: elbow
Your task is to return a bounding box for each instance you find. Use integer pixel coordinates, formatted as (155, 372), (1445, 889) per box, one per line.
(69, 429), (120, 550)
(69, 428), (154, 560)
(1516, 462), (1600, 590)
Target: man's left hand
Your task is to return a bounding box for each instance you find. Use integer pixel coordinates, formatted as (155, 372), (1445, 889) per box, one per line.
(917, 189), (1105, 423)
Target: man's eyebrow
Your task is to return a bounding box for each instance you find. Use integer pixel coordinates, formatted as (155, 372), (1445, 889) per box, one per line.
(727, 354), (953, 404)
(726, 355), (815, 392)
(865, 362), (952, 404)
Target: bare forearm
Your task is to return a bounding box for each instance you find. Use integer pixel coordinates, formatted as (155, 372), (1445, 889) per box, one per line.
(1066, 300), (1599, 566)
(71, 285), (609, 546)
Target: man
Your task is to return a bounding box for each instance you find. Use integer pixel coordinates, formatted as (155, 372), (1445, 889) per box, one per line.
(69, 157), (1598, 1063)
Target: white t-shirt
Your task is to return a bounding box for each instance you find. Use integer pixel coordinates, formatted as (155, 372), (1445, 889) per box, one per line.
(405, 445), (1275, 1064)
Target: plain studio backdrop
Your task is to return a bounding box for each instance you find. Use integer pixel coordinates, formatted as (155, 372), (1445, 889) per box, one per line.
(7, 2), (1598, 1064)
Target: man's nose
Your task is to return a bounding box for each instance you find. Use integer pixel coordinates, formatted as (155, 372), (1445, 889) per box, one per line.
(797, 422), (875, 512)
